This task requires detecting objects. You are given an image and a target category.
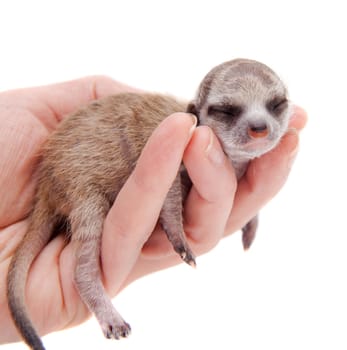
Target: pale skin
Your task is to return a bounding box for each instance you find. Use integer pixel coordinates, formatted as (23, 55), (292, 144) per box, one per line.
(0, 76), (307, 344)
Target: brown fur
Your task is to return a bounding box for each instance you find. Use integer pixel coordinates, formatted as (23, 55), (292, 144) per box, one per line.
(6, 59), (290, 350)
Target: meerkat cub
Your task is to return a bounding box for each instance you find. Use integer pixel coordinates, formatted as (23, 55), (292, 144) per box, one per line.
(7, 59), (291, 350)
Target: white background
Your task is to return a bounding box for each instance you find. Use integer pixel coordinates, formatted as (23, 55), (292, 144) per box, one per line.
(1, 0), (346, 349)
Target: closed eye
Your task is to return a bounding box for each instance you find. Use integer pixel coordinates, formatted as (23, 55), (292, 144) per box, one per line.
(267, 97), (288, 116)
(208, 104), (243, 119)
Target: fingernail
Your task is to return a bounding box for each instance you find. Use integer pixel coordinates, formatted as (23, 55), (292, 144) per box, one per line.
(188, 113), (198, 136)
(290, 106), (308, 131)
(205, 128), (225, 165)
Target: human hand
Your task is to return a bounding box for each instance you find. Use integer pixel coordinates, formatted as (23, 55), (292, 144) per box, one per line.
(0, 76), (307, 343)
(115, 105), (307, 285)
(0, 76), (141, 342)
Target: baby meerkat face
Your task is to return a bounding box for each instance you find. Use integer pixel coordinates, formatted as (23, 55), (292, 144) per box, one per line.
(189, 59), (291, 161)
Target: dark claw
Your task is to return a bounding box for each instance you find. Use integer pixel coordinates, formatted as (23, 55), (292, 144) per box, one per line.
(120, 322), (131, 338)
(106, 329), (112, 339)
(175, 245), (196, 267)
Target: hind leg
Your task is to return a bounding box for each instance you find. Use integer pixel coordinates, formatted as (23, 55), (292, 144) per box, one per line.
(242, 214), (259, 250)
(71, 199), (131, 339)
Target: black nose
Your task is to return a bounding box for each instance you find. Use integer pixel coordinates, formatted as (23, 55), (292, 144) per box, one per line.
(248, 122), (269, 138)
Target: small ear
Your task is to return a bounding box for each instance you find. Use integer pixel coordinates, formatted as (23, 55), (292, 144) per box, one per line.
(186, 102), (200, 125)
(187, 102), (198, 116)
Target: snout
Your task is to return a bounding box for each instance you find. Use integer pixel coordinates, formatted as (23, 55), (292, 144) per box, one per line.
(247, 121), (270, 139)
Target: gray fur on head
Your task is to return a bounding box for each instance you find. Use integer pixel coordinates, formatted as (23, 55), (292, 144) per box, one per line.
(188, 58), (291, 163)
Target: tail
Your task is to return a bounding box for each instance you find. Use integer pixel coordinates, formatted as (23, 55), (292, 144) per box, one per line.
(6, 206), (56, 350)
